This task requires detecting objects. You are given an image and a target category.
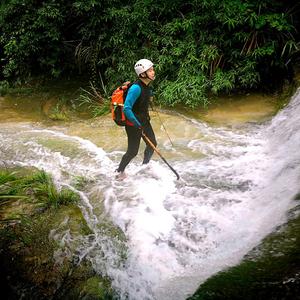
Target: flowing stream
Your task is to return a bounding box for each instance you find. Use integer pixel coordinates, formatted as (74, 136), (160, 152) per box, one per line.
(0, 91), (299, 299)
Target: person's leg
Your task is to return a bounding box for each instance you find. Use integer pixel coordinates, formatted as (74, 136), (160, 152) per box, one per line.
(117, 125), (142, 172)
(142, 122), (157, 164)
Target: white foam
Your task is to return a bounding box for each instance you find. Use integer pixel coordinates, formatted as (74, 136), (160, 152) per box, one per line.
(102, 93), (300, 299)
(1, 91), (300, 299)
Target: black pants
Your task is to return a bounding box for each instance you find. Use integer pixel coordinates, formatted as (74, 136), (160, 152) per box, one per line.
(117, 122), (157, 172)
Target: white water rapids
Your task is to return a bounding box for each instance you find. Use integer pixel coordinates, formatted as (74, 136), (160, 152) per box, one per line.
(1, 89), (300, 299)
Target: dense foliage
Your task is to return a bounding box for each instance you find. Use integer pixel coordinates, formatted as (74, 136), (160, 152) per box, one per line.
(0, 0), (299, 107)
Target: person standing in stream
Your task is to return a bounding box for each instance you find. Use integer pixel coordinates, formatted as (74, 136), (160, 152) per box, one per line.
(116, 59), (157, 180)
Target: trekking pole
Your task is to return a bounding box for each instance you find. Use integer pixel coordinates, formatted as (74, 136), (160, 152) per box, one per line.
(142, 132), (180, 180)
(150, 102), (174, 147)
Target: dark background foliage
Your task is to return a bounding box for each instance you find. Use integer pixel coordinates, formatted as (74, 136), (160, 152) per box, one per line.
(0, 0), (299, 107)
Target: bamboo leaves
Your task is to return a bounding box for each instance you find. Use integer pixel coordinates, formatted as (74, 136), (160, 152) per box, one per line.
(0, 0), (299, 108)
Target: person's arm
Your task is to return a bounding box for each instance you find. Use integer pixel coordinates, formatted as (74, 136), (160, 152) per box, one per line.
(123, 84), (142, 127)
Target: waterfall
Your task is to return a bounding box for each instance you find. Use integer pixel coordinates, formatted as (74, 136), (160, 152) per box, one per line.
(1, 89), (300, 300)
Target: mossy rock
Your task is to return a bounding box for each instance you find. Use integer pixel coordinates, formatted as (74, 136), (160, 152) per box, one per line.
(189, 214), (300, 300)
(0, 167), (104, 299)
(78, 276), (113, 300)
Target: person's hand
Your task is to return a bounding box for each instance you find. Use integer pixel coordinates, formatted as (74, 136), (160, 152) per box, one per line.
(138, 126), (144, 134)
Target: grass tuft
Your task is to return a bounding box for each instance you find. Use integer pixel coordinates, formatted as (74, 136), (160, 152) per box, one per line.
(75, 82), (110, 117)
(0, 169), (80, 216)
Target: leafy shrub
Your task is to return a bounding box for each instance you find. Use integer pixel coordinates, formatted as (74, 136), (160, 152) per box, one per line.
(0, 1), (71, 80)
(0, 80), (9, 96)
(0, 0), (299, 107)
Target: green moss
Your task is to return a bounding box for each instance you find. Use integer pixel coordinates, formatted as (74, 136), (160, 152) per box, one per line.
(53, 204), (93, 236)
(273, 80), (299, 112)
(189, 213), (300, 300)
(77, 276), (114, 300)
(36, 137), (83, 158)
(72, 175), (93, 190)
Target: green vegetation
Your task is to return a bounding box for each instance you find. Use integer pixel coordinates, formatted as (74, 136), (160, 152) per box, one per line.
(0, 80), (9, 96)
(76, 83), (111, 117)
(0, 167), (115, 299)
(0, 0), (299, 109)
(0, 169), (79, 215)
(47, 96), (70, 120)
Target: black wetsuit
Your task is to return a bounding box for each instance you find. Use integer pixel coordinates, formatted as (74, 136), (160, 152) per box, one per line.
(117, 80), (157, 172)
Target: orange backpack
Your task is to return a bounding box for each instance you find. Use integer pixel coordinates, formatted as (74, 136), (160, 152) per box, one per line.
(111, 81), (132, 126)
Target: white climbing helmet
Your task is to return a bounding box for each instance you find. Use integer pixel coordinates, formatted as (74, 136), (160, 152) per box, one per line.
(134, 59), (154, 76)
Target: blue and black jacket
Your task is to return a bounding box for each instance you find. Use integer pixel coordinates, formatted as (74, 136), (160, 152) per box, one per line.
(123, 79), (153, 127)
